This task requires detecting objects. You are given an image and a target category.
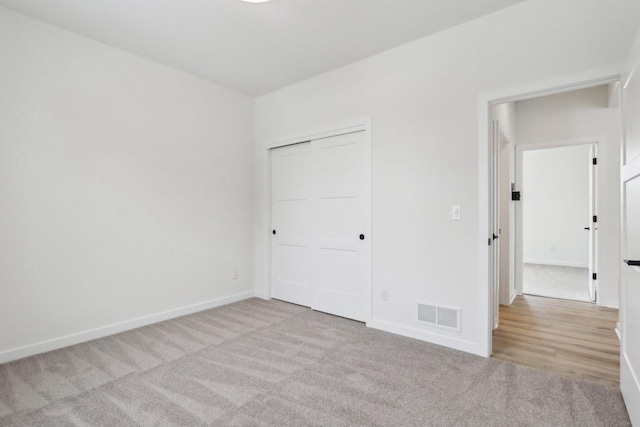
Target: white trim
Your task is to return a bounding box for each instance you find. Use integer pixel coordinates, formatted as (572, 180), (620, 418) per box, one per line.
(478, 66), (620, 358)
(253, 290), (269, 300)
(480, 66), (621, 105)
(523, 259), (590, 269)
(265, 119), (371, 149)
(0, 291), (256, 364)
(509, 290), (516, 305)
(518, 137), (602, 151)
(368, 319), (482, 356)
(262, 117), (373, 324)
(616, 322), (622, 341)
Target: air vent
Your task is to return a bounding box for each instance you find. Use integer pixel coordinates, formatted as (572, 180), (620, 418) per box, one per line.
(417, 303), (461, 332)
(418, 304), (437, 324)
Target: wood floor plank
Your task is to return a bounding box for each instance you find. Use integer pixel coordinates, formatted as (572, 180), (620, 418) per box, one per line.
(496, 324), (620, 348)
(492, 335), (556, 356)
(499, 309), (617, 327)
(493, 330), (619, 361)
(497, 318), (619, 342)
(492, 295), (620, 387)
(555, 348), (620, 367)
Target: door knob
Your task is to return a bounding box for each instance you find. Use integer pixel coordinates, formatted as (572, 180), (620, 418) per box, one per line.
(584, 227), (590, 230)
(359, 234), (365, 240)
(272, 230), (276, 235)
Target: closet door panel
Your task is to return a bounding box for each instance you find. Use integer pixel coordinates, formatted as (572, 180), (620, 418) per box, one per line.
(310, 131), (368, 322)
(270, 142), (312, 307)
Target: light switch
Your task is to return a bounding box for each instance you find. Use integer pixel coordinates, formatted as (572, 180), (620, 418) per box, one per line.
(452, 205), (461, 221)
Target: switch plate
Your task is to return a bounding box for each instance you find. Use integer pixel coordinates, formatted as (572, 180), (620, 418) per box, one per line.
(451, 205), (461, 221)
(381, 288), (389, 301)
(233, 270), (239, 280)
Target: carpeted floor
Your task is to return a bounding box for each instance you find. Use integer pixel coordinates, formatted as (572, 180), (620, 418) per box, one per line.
(523, 263), (592, 302)
(0, 298), (630, 426)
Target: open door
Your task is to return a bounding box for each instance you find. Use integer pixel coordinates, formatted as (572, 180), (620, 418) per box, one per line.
(588, 144), (598, 302)
(490, 120), (501, 331)
(620, 31), (640, 426)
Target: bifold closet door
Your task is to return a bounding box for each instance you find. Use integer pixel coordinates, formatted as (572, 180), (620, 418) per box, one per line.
(309, 131), (368, 322)
(270, 142), (312, 307)
(270, 131), (369, 322)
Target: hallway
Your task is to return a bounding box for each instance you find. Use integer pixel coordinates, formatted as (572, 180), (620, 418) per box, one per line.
(523, 263), (591, 302)
(492, 295), (620, 387)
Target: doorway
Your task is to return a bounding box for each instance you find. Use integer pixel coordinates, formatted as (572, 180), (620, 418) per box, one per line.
(520, 143), (597, 303)
(486, 82), (622, 384)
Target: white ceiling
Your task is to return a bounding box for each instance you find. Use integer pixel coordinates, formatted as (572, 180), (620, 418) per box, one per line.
(0, 0), (525, 95)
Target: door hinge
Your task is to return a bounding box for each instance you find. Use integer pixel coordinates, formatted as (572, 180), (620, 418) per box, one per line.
(592, 273), (597, 280)
(593, 157), (598, 165)
(593, 215), (598, 223)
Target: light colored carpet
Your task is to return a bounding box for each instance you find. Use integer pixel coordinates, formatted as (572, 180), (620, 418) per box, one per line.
(523, 263), (592, 302)
(0, 298), (629, 426)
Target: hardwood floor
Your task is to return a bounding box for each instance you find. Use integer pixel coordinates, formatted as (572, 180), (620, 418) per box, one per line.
(492, 294), (620, 387)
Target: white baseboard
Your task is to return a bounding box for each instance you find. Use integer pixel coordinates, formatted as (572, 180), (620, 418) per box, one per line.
(0, 290), (257, 364)
(367, 319), (483, 357)
(622, 351), (640, 426)
(253, 290), (269, 300)
(598, 297), (620, 310)
(524, 259), (589, 268)
(509, 291), (516, 305)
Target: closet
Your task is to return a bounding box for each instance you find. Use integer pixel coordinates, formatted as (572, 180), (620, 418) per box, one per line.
(270, 130), (370, 322)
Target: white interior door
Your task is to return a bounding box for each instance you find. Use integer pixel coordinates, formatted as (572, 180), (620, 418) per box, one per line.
(270, 130), (370, 322)
(270, 142), (312, 307)
(310, 131), (369, 322)
(588, 144), (598, 301)
(620, 35), (640, 426)
(490, 121), (501, 330)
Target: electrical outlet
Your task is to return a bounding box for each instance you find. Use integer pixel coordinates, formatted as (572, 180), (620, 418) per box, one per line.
(381, 288), (389, 301)
(233, 269), (239, 280)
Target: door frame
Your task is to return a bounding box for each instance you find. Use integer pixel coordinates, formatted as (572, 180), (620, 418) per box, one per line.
(514, 139), (599, 302)
(478, 67), (620, 357)
(261, 117), (373, 324)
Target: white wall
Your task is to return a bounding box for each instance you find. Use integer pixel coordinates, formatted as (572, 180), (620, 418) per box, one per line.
(522, 145), (591, 267)
(254, 0), (639, 355)
(0, 7), (255, 361)
(515, 85), (621, 307)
